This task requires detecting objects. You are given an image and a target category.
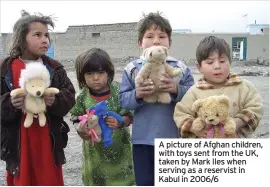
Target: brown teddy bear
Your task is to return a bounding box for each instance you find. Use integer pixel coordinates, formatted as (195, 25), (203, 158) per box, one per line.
(10, 63), (59, 128)
(135, 46), (183, 104)
(190, 95), (237, 138)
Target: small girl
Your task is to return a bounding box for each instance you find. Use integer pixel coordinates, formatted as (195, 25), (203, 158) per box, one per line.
(70, 48), (135, 186)
(0, 10), (76, 185)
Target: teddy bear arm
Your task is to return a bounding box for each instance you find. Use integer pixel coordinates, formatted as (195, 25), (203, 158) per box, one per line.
(10, 88), (27, 97)
(191, 118), (205, 132)
(224, 117), (237, 135)
(44, 87), (59, 94)
(138, 63), (152, 79)
(164, 63), (182, 77)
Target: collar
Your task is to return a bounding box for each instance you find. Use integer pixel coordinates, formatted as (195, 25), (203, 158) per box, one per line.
(196, 72), (242, 90)
(19, 56), (43, 64)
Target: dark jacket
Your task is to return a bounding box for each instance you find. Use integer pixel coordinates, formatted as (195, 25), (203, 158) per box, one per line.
(0, 55), (76, 176)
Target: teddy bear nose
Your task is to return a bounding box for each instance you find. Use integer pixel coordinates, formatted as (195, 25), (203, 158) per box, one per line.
(209, 119), (214, 122)
(36, 91), (41, 96)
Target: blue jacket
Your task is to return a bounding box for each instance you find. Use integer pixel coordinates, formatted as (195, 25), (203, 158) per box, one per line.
(119, 56), (194, 146)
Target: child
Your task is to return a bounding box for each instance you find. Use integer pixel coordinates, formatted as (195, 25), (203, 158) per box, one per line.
(0, 10), (76, 185)
(174, 36), (264, 138)
(119, 12), (194, 186)
(70, 48), (135, 186)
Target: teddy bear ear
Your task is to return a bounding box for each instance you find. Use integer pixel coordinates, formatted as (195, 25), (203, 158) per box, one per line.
(219, 95), (229, 106)
(162, 46), (168, 56)
(191, 99), (203, 112)
(142, 48), (148, 57)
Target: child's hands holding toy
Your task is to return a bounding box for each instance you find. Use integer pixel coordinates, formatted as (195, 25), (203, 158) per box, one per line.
(135, 79), (155, 99)
(105, 116), (120, 129)
(159, 74), (177, 94)
(11, 93), (26, 109)
(43, 93), (56, 106)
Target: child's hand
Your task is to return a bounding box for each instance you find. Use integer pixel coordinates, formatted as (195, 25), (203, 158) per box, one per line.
(233, 118), (246, 132)
(105, 116), (120, 129)
(11, 93), (26, 109)
(43, 93), (56, 106)
(159, 75), (178, 94)
(135, 79), (155, 99)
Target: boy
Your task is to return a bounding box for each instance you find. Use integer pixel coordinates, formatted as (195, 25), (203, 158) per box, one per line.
(119, 12), (194, 186)
(174, 36), (264, 138)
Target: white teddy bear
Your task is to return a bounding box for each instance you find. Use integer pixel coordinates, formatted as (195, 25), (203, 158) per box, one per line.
(10, 63), (59, 128)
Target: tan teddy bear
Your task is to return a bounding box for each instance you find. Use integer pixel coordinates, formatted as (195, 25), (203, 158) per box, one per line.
(10, 63), (59, 128)
(135, 46), (183, 104)
(75, 112), (102, 144)
(190, 95), (237, 138)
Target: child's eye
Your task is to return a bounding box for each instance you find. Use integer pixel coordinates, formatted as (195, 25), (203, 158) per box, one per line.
(220, 61), (225, 63)
(98, 71), (105, 74)
(146, 36), (153, 38)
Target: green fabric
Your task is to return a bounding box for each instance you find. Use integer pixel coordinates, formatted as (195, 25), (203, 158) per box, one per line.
(70, 82), (135, 186)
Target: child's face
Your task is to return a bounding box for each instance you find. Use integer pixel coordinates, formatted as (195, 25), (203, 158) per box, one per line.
(197, 51), (231, 86)
(84, 71), (109, 93)
(23, 22), (50, 59)
(139, 26), (170, 50)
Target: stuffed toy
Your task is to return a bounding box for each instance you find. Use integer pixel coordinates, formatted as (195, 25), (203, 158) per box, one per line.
(135, 45), (183, 104)
(87, 100), (124, 147)
(10, 63), (59, 128)
(190, 95), (236, 138)
(75, 109), (102, 146)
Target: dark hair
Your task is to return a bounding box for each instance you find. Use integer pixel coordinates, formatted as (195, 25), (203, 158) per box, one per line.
(9, 10), (55, 58)
(137, 11), (172, 44)
(196, 36), (231, 65)
(75, 48), (115, 89)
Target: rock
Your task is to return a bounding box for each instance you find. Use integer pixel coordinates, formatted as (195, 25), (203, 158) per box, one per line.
(257, 57), (264, 65)
(264, 59), (269, 66)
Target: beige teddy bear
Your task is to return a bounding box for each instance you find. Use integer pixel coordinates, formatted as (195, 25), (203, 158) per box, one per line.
(135, 46), (183, 104)
(10, 63), (59, 128)
(190, 95), (237, 138)
(75, 112), (102, 144)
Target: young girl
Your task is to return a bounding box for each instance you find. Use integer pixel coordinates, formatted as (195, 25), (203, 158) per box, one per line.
(70, 48), (135, 186)
(0, 10), (76, 185)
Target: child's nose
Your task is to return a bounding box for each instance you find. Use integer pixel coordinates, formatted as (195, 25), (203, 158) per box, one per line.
(42, 36), (49, 44)
(93, 73), (99, 80)
(153, 37), (160, 45)
(214, 61), (221, 69)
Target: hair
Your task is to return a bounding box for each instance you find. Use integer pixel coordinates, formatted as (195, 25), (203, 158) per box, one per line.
(137, 11), (172, 44)
(9, 10), (55, 58)
(75, 48), (115, 89)
(196, 36), (232, 65)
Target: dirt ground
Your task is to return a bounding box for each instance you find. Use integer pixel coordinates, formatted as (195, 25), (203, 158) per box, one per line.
(0, 65), (269, 186)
